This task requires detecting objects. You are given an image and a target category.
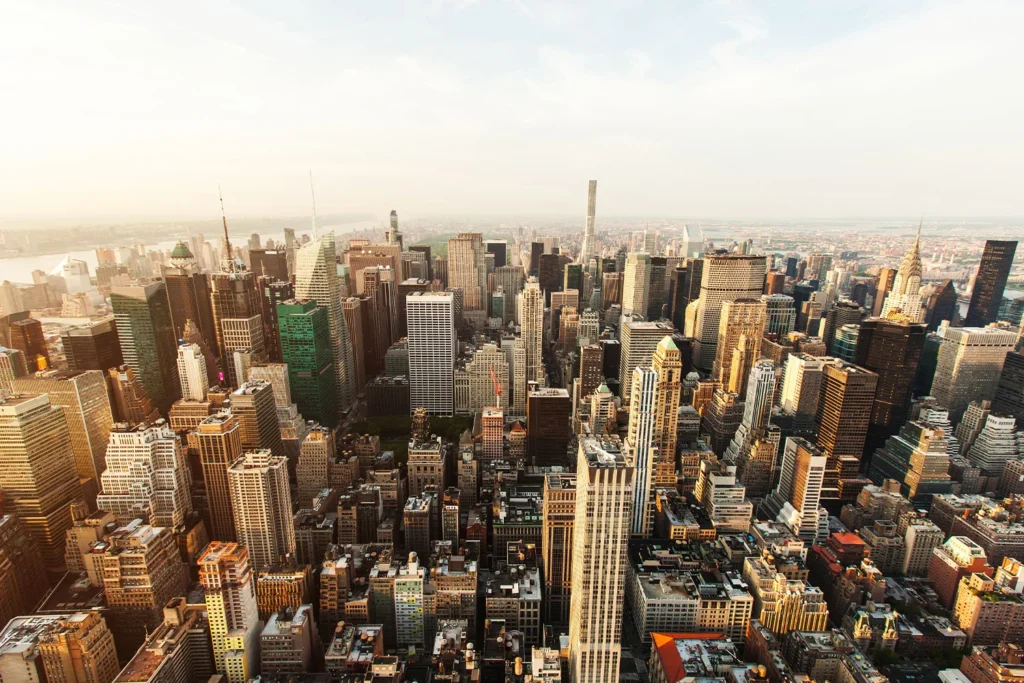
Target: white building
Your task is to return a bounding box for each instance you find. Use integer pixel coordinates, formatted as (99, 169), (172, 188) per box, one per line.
(228, 449), (295, 569)
(407, 291), (456, 416)
(686, 254), (767, 370)
(519, 278), (546, 384)
(622, 252), (651, 318)
(177, 343), (208, 401)
(627, 366), (658, 536)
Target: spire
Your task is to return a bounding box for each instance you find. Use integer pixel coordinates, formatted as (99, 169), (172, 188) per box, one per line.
(309, 170), (318, 238)
(219, 185), (233, 271)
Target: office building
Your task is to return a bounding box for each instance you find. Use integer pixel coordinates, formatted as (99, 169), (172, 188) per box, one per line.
(855, 317), (927, 445)
(0, 612), (119, 683)
(762, 437), (828, 543)
(627, 366), (659, 535)
(198, 542), (261, 682)
(259, 605), (318, 675)
(107, 365), (161, 425)
(228, 449), (295, 569)
(100, 521), (189, 660)
(448, 232), (487, 311)
(569, 436), (634, 683)
(881, 228), (925, 321)
(688, 254), (767, 370)
(822, 300), (864, 351)
(176, 343), (208, 401)
(61, 319), (123, 373)
(407, 292), (456, 416)
(278, 298), (337, 428)
(295, 426), (334, 508)
(0, 394), (82, 570)
(695, 458), (754, 533)
(527, 386), (571, 466)
(542, 472), (576, 627)
(619, 320), (675, 399)
(230, 378), (284, 459)
(965, 414), (1021, 478)
(0, 514), (49, 628)
(712, 298), (767, 396)
(12, 369), (113, 486)
(165, 244), (217, 348)
(763, 294), (797, 337)
(196, 412), (242, 541)
(868, 416), (954, 506)
(114, 598), (217, 683)
(966, 240), (1018, 326)
(993, 351), (1024, 423)
(742, 553), (829, 635)
(953, 560), (1024, 647)
(111, 282), (180, 415)
(622, 252), (652, 318)
(814, 360), (878, 500)
(928, 536), (993, 609)
(293, 232), (357, 412)
(519, 278), (546, 384)
(931, 325), (1017, 422)
(97, 423), (191, 528)
(0, 346), (26, 393)
(579, 179), (598, 265)
(256, 277), (293, 363)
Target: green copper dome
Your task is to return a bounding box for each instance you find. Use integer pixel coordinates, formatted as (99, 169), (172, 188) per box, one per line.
(171, 241), (193, 259)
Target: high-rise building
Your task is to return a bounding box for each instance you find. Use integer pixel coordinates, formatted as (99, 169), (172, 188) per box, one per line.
(881, 228), (925, 321)
(993, 351), (1024, 423)
(395, 552), (428, 649)
(822, 300), (864, 351)
(0, 346), (26, 394)
(965, 413), (1021, 479)
(527, 386), (571, 466)
(650, 337), (682, 483)
(176, 343), (208, 401)
(0, 612), (119, 683)
(519, 278), (546, 384)
(854, 317), (927, 446)
(542, 472), (576, 627)
(814, 360), (878, 500)
(712, 298), (767, 396)
(695, 458), (754, 532)
(872, 267), (897, 317)
(277, 298), (337, 428)
(196, 412), (242, 542)
(569, 436), (634, 683)
(742, 553), (829, 635)
(687, 254), (766, 370)
(622, 252), (652, 318)
(448, 232), (487, 311)
(228, 449), (295, 569)
(619, 320), (675, 400)
(867, 416), (954, 506)
(219, 315), (265, 387)
(0, 514), (50, 628)
(930, 325), (1017, 422)
(293, 232), (357, 412)
(61, 319), (123, 373)
(209, 264), (262, 375)
(579, 180), (598, 265)
(230, 378), (284, 459)
(0, 394), (82, 571)
(111, 282), (180, 415)
(259, 604), (318, 675)
(114, 598), (217, 683)
(198, 542), (261, 682)
(256, 277), (293, 364)
(761, 437), (828, 543)
(762, 294), (796, 337)
(511, 337), (528, 417)
(407, 292), (456, 416)
(295, 426), (335, 508)
(12, 369), (113, 486)
(165, 242), (217, 349)
(97, 423), (191, 528)
(627, 366), (658, 536)
(249, 249), (289, 282)
(928, 536), (993, 609)
(100, 521), (189, 660)
(965, 240), (1018, 326)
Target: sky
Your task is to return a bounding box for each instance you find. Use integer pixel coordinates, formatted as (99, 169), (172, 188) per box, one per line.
(2, 0), (1024, 223)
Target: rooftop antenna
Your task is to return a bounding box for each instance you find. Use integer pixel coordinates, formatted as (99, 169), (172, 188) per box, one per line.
(309, 169), (318, 238)
(219, 185), (233, 270)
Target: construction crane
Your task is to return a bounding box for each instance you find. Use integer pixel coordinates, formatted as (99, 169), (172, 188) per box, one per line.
(489, 363), (502, 402)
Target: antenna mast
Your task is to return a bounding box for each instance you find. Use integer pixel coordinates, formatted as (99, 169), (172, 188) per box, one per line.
(309, 170), (318, 238)
(219, 185), (233, 270)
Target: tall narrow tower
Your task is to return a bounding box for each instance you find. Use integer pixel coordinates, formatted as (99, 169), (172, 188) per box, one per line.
(579, 180), (598, 265)
(881, 223), (925, 321)
(627, 366), (658, 535)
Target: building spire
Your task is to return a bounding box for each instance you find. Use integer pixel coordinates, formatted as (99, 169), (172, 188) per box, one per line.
(218, 185), (233, 271)
(309, 169), (318, 238)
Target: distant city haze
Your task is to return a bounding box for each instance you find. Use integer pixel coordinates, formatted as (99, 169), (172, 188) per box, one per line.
(3, 1), (1024, 222)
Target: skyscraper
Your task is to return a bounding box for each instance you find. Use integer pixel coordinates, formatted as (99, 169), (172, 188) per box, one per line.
(61, 319), (123, 373)
(993, 351), (1024, 422)
(0, 346), (27, 394)
(872, 267), (897, 317)
(569, 436), (634, 683)
(111, 282), (180, 415)
(97, 422), (191, 528)
(0, 394), (82, 571)
(965, 240), (1018, 326)
(228, 449), (295, 569)
(177, 343), (208, 401)
(762, 293), (796, 337)
(230, 378), (284, 460)
(688, 254), (767, 370)
(293, 232), (357, 413)
(407, 291), (456, 416)
(196, 412), (242, 542)
(627, 366), (658, 536)
(277, 298), (337, 428)
(930, 325), (1017, 422)
(881, 227), (925, 321)
(814, 360), (878, 500)
(762, 437), (828, 543)
(542, 472), (576, 627)
(519, 278), (545, 384)
(447, 232), (487, 311)
(712, 298), (767, 396)
(579, 180), (598, 265)
(11, 369), (113, 486)
(164, 241), (217, 349)
(619, 320), (675, 399)
(854, 317), (927, 448)
(651, 337), (683, 487)
(622, 252), (651, 318)
(199, 542), (261, 682)
(527, 386), (571, 466)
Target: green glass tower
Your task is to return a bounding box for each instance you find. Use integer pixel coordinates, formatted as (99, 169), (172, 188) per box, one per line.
(110, 282), (180, 416)
(278, 299), (337, 428)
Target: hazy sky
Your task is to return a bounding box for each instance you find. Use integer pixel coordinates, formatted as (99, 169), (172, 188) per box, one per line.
(3, 0), (1024, 222)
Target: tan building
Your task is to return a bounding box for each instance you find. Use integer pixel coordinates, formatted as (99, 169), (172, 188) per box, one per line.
(198, 542), (261, 683)
(114, 598), (216, 683)
(619, 320), (676, 400)
(256, 560), (313, 621)
(742, 553), (829, 636)
(195, 411), (242, 541)
(12, 369), (113, 485)
(712, 298), (767, 395)
(0, 393), (83, 570)
(447, 233), (487, 311)
(651, 337), (683, 487)
(814, 360), (878, 500)
(569, 436), (634, 683)
(519, 278), (546, 384)
(687, 254), (767, 370)
(0, 611), (119, 683)
(953, 560), (1024, 647)
(931, 325), (1018, 422)
(228, 449), (295, 569)
(622, 252), (652, 318)
(296, 426), (335, 508)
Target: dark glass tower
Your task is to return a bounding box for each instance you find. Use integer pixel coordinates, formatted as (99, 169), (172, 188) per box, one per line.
(992, 351), (1024, 423)
(965, 240), (1017, 326)
(278, 299), (337, 428)
(110, 282), (181, 415)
